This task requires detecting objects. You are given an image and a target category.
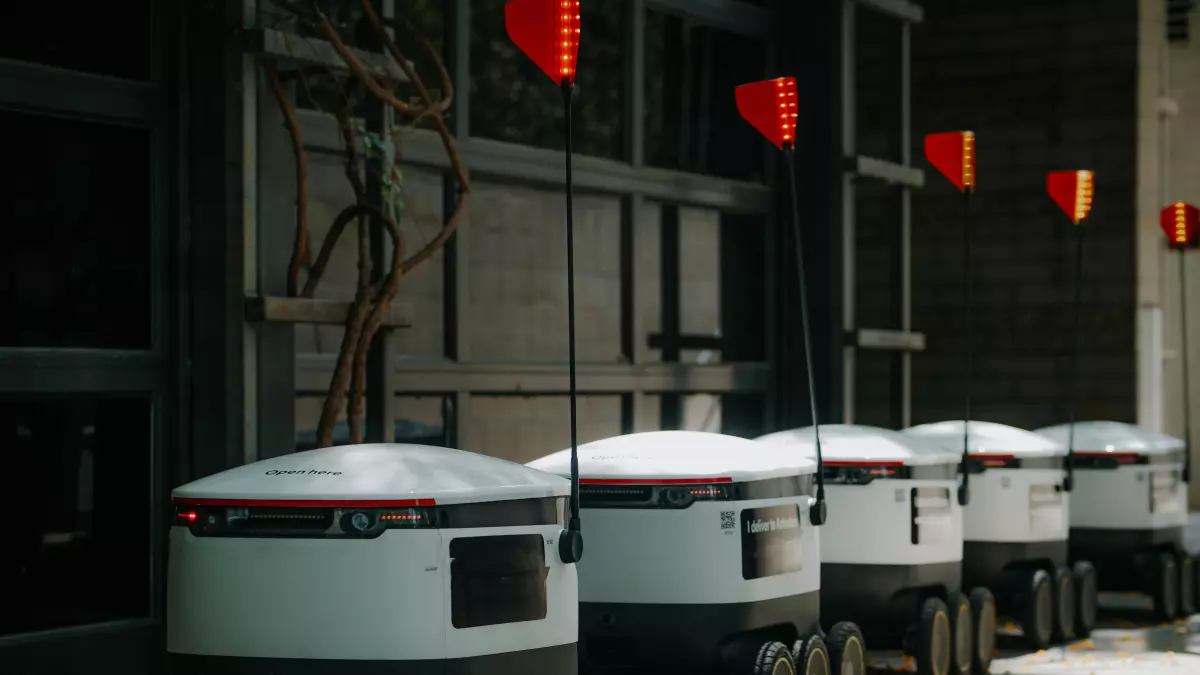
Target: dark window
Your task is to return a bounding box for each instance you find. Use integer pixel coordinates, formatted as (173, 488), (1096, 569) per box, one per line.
(469, 0), (626, 158)
(855, 7), (903, 162)
(645, 11), (766, 181)
(449, 533), (548, 628)
(0, 110), (151, 349)
(0, 396), (152, 637)
(0, 1), (151, 80)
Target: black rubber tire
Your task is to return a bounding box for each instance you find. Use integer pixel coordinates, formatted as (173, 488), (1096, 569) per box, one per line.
(967, 587), (996, 674)
(1051, 566), (1077, 643)
(1152, 551), (1180, 621)
(826, 622), (866, 675)
(914, 596), (952, 675)
(1179, 554), (1196, 617)
(755, 641), (798, 675)
(797, 635), (831, 675)
(946, 592), (972, 675)
(1072, 560), (1098, 637)
(1018, 568), (1054, 650)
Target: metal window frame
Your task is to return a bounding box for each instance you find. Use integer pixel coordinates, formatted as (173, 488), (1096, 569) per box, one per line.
(842, 0), (925, 428)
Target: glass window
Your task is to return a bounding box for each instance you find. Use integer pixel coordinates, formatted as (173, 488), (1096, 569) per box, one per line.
(469, 395), (622, 463)
(467, 181), (621, 362)
(855, 7), (903, 162)
(0, 1), (151, 80)
(643, 393), (766, 437)
(469, 0), (626, 158)
(294, 394), (448, 451)
(0, 110), (151, 349)
(0, 396), (151, 637)
(645, 12), (766, 181)
(449, 534), (548, 629)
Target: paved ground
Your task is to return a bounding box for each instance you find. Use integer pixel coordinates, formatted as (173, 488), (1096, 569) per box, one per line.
(869, 514), (1200, 675)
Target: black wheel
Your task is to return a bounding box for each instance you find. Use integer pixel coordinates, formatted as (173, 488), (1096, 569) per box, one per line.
(826, 622), (866, 675)
(1072, 560), (1098, 637)
(967, 587), (996, 674)
(1152, 551), (1180, 621)
(755, 641), (798, 675)
(796, 635), (831, 675)
(1179, 554), (1196, 617)
(914, 596), (952, 675)
(946, 592), (972, 675)
(1017, 568), (1053, 650)
(1051, 566), (1077, 643)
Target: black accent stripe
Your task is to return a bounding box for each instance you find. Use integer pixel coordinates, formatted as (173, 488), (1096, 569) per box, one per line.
(580, 475), (814, 510)
(1071, 450), (1185, 469)
(824, 462), (958, 486)
(169, 643), (577, 675)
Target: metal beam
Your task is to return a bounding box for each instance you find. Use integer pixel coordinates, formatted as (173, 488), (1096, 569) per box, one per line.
(294, 110), (771, 213)
(243, 28), (410, 81)
(646, 0), (772, 38)
(0, 349), (162, 392)
(855, 329), (925, 351)
(244, 297), (414, 326)
(295, 358), (772, 394)
(849, 155), (925, 188)
(855, 0), (924, 23)
(0, 58), (162, 125)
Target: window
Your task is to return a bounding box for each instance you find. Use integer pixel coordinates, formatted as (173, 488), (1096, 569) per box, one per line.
(0, 110), (151, 349)
(468, 395), (623, 463)
(449, 534), (548, 629)
(294, 395), (449, 450)
(855, 7), (904, 162)
(645, 12), (766, 181)
(0, 1), (151, 80)
(469, 0), (626, 158)
(0, 396), (151, 637)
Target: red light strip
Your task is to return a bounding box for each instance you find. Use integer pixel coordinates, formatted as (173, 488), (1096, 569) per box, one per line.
(967, 454), (1014, 460)
(173, 497), (437, 508)
(579, 477), (733, 485)
(824, 460), (905, 467)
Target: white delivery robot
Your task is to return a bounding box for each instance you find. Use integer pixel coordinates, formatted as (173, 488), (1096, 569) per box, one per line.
(166, 443), (579, 675)
(758, 424), (994, 675)
(903, 420), (1098, 649)
(529, 430), (866, 675)
(1035, 421), (1197, 620)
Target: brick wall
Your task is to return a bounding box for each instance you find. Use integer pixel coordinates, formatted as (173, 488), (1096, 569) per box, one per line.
(909, 0), (1140, 428)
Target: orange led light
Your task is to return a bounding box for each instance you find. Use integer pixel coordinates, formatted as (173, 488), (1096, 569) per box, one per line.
(735, 76), (799, 150)
(1047, 170), (1095, 225)
(1073, 171), (1094, 224)
(505, 0), (581, 86)
(1159, 201), (1200, 249)
(924, 131), (975, 192)
(962, 132), (975, 189)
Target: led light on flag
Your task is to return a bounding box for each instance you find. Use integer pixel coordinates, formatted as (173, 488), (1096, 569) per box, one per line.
(1046, 170), (1095, 225)
(735, 77), (798, 150)
(924, 131), (976, 192)
(1160, 202), (1199, 249)
(505, 0), (581, 86)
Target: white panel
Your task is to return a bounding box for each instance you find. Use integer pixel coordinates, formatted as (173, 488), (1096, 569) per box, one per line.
(820, 479), (962, 566)
(963, 469), (1068, 544)
(1069, 463), (1188, 530)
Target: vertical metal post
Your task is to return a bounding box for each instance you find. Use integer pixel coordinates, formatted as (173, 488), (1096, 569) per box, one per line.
(898, 20), (913, 428)
(241, 0), (260, 463)
(661, 205), (682, 430)
(840, 0), (857, 424)
(445, 0), (472, 448)
(625, 0), (649, 430)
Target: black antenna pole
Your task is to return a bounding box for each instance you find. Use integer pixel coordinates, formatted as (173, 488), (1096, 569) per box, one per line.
(1179, 248), (1193, 483)
(559, 81), (583, 564)
(784, 148), (826, 526)
(959, 186), (973, 506)
(1064, 223), (1086, 492)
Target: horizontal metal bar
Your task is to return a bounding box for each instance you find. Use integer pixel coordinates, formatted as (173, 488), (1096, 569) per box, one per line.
(0, 349), (162, 392)
(243, 28), (409, 82)
(0, 59), (162, 125)
(854, 329), (926, 351)
(296, 357), (771, 394)
(848, 155), (925, 188)
(245, 297), (413, 327)
(647, 334), (723, 351)
(295, 110), (771, 213)
(856, 0), (924, 23)
(646, 0), (772, 38)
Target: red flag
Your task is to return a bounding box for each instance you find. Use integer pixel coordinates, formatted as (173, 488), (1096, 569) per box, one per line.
(1160, 202), (1200, 249)
(735, 77), (798, 150)
(1046, 170), (1095, 224)
(505, 0), (581, 86)
(924, 131), (975, 192)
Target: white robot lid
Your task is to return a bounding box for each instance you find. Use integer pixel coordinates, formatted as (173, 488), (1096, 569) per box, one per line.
(526, 430), (817, 483)
(903, 420), (1066, 458)
(1033, 421), (1186, 456)
(172, 443), (570, 506)
(757, 424), (960, 466)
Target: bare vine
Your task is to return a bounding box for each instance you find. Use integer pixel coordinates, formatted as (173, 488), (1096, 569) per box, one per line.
(261, 0), (470, 448)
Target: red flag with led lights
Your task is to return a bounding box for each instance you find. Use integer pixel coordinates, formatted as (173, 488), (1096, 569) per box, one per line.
(1161, 202), (1200, 249)
(1046, 170), (1095, 225)
(924, 131), (975, 192)
(505, 0), (581, 86)
(735, 77), (798, 150)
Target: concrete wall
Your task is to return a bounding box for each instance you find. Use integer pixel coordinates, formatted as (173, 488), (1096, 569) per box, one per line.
(909, 0), (1141, 429)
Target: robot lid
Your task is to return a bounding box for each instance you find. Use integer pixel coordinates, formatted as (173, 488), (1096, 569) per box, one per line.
(527, 430), (817, 483)
(757, 424), (960, 466)
(1034, 421), (1186, 456)
(903, 420), (1066, 458)
(172, 443), (569, 506)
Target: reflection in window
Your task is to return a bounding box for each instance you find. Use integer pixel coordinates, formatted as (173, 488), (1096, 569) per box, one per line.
(469, 0), (625, 158)
(449, 534), (548, 629)
(0, 396), (151, 637)
(645, 12), (766, 181)
(0, 1), (151, 80)
(0, 110), (151, 349)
